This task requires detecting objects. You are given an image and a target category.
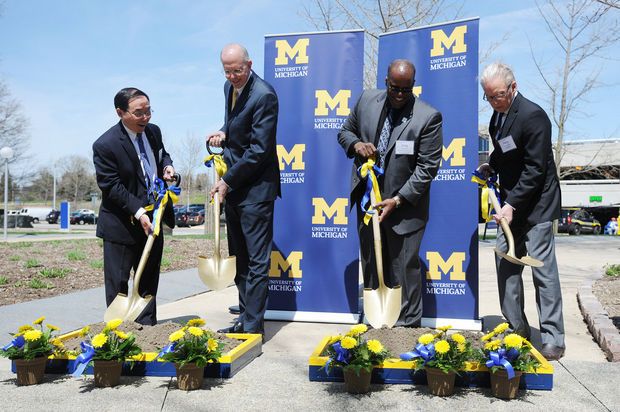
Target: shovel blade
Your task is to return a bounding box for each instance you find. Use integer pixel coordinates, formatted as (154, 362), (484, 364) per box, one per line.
(123, 295), (154, 323)
(495, 249), (544, 267)
(198, 255), (236, 291)
(103, 294), (130, 322)
(363, 286), (402, 329)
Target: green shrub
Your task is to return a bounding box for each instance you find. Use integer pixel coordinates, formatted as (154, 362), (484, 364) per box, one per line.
(0, 276), (8, 285)
(161, 257), (171, 268)
(40, 268), (70, 278)
(9, 255), (20, 262)
(28, 278), (52, 289)
(605, 264), (620, 277)
(90, 259), (104, 269)
(67, 250), (86, 261)
(24, 259), (42, 268)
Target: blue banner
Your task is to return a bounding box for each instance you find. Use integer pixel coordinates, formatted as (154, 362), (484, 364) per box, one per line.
(378, 19), (480, 329)
(264, 31), (364, 323)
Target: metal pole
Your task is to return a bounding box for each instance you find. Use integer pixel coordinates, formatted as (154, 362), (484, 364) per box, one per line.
(53, 166), (57, 211)
(3, 160), (8, 241)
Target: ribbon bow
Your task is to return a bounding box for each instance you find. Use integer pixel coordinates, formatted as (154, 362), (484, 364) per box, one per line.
(2, 335), (25, 351)
(400, 343), (436, 364)
(157, 342), (177, 359)
(485, 347), (520, 379)
(325, 341), (350, 370)
(72, 341), (96, 377)
(471, 170), (501, 222)
(144, 179), (181, 237)
(204, 154), (227, 179)
(357, 158), (384, 225)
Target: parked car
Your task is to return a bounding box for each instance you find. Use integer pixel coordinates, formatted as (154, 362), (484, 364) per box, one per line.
(70, 211), (97, 225)
(175, 208), (190, 227)
(558, 208), (601, 235)
(187, 211), (205, 226)
(19, 207), (53, 223)
(46, 209), (60, 224)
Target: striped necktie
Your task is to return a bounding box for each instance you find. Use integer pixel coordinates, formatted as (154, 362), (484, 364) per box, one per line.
(377, 110), (392, 167)
(136, 132), (154, 201)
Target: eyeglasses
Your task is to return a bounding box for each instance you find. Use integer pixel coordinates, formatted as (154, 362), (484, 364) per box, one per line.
(129, 108), (153, 118)
(386, 81), (413, 95)
(223, 66), (247, 77)
(483, 85), (511, 102)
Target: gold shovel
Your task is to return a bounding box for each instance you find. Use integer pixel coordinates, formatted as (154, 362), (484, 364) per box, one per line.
(363, 190), (402, 329)
(487, 189), (543, 267)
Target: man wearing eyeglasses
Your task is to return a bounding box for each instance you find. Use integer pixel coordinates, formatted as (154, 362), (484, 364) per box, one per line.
(207, 44), (280, 338)
(338, 59), (443, 328)
(478, 62), (565, 361)
(93, 87), (176, 326)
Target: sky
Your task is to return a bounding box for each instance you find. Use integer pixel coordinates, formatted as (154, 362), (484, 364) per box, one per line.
(0, 0), (618, 174)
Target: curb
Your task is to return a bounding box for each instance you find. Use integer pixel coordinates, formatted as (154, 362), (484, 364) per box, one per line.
(577, 277), (620, 362)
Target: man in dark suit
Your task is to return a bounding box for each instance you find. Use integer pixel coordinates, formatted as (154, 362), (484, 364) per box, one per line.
(207, 44), (280, 335)
(338, 59), (443, 327)
(479, 62), (565, 360)
(93, 87), (176, 326)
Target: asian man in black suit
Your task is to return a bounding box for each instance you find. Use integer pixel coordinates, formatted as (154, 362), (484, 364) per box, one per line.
(207, 44), (280, 336)
(479, 62), (565, 361)
(93, 87), (176, 326)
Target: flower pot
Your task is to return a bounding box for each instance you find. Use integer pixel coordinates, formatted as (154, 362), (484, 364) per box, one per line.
(425, 367), (456, 396)
(14, 357), (47, 386)
(175, 363), (204, 391)
(93, 360), (123, 387)
(342, 367), (372, 394)
(490, 369), (523, 399)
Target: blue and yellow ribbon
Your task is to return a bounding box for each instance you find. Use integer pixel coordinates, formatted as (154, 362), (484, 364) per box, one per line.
(2, 335), (25, 351)
(72, 341), (95, 377)
(357, 158), (384, 225)
(471, 170), (500, 222)
(400, 343), (436, 364)
(157, 342), (177, 359)
(144, 178), (181, 237)
(485, 347), (520, 379)
(325, 341), (350, 370)
(204, 154), (227, 179)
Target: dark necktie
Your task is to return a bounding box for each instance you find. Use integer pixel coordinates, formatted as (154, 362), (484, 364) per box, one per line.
(136, 132), (154, 200)
(377, 110), (392, 167)
(495, 113), (504, 140)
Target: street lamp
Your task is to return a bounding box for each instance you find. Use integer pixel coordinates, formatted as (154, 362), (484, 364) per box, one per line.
(1, 146), (14, 242)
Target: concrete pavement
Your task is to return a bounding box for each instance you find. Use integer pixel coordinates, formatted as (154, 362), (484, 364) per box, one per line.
(1, 235), (619, 411)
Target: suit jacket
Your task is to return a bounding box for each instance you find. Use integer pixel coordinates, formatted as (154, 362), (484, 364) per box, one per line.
(338, 89), (443, 235)
(488, 93), (561, 226)
(221, 71), (280, 206)
(93, 121), (175, 245)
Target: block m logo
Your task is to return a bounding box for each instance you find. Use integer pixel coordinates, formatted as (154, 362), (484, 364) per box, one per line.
(430, 25), (467, 57)
(441, 137), (466, 167)
(275, 39), (309, 65)
(277, 144), (305, 171)
(426, 251), (466, 281)
(312, 198), (348, 225)
(269, 251), (303, 278)
(314, 90), (351, 116)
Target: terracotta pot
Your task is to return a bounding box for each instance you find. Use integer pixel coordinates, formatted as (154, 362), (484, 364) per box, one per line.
(93, 360), (123, 387)
(342, 367), (372, 394)
(425, 367), (456, 396)
(14, 357), (47, 385)
(175, 363), (204, 391)
(490, 369), (523, 399)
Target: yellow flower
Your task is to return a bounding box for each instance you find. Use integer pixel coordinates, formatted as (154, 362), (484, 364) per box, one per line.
(481, 332), (495, 342)
(188, 327), (204, 337)
(114, 330), (129, 340)
(493, 323), (509, 334)
(418, 333), (435, 345)
(207, 338), (219, 352)
(484, 339), (502, 351)
(349, 324), (368, 336)
(457, 343), (466, 353)
(24, 330), (43, 341)
(169, 330), (185, 342)
(18, 324), (34, 333)
(187, 318), (206, 327)
(435, 340), (450, 354)
(367, 340), (383, 354)
(47, 324), (60, 332)
(328, 335), (341, 344)
(33, 316), (45, 325)
(92, 333), (108, 348)
(79, 326), (90, 337)
(451, 333), (465, 344)
(437, 325), (452, 332)
(106, 319), (123, 330)
(503, 333), (523, 349)
(51, 338), (64, 348)
(340, 336), (357, 349)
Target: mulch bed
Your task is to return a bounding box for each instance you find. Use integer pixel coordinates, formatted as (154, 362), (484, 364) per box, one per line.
(592, 276), (620, 330)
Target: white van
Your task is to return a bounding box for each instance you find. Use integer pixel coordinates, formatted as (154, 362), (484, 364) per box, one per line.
(19, 207), (53, 223)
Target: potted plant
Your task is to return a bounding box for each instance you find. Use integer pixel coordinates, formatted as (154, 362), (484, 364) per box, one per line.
(478, 322), (541, 399)
(0, 316), (65, 385)
(72, 319), (142, 387)
(400, 325), (473, 396)
(158, 318), (224, 391)
(323, 324), (390, 394)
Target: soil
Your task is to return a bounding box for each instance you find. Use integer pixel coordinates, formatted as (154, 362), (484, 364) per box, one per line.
(61, 321), (242, 354)
(0, 236), (226, 307)
(592, 276), (620, 330)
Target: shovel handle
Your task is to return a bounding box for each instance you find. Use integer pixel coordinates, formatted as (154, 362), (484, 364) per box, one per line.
(369, 190), (387, 290)
(487, 188), (516, 257)
(213, 191), (221, 257)
(132, 234), (155, 295)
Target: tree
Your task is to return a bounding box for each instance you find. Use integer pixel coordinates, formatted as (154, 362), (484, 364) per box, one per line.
(300, 0), (464, 87)
(530, 0), (620, 178)
(0, 80), (30, 168)
(57, 155), (97, 205)
(170, 132), (205, 206)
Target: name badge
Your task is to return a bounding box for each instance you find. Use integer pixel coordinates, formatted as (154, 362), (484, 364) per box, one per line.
(395, 140), (415, 155)
(499, 135), (517, 153)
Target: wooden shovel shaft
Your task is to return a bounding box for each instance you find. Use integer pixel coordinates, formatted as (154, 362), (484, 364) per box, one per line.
(369, 190), (387, 289)
(487, 188), (516, 256)
(132, 234), (155, 295)
(213, 191), (221, 257)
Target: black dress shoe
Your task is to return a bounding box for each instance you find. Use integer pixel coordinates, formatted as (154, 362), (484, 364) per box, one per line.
(228, 305), (241, 315)
(540, 344), (565, 361)
(217, 321), (243, 333)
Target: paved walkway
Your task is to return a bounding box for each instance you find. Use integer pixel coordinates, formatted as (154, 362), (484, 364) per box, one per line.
(1, 236), (619, 411)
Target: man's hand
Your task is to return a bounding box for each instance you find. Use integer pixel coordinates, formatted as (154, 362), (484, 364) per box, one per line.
(163, 166), (175, 182)
(353, 142), (377, 159)
(493, 204), (514, 225)
(207, 131), (226, 147)
(476, 163), (493, 179)
(139, 213), (153, 236)
(374, 197), (399, 223)
(210, 179), (229, 202)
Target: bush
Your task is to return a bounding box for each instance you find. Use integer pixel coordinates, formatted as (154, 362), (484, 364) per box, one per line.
(605, 264), (620, 277)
